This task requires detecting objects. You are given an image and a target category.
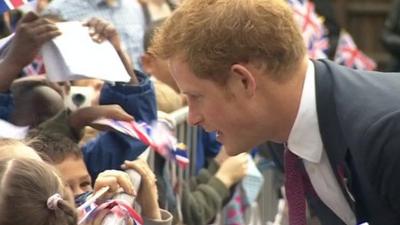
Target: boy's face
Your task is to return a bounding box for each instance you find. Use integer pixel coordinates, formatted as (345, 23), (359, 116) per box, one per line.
(142, 53), (180, 92)
(55, 155), (93, 197)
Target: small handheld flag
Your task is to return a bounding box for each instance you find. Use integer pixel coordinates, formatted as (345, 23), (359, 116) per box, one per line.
(334, 31), (377, 71)
(92, 118), (189, 168)
(287, 0), (329, 59)
(77, 187), (110, 224)
(0, 0), (35, 14)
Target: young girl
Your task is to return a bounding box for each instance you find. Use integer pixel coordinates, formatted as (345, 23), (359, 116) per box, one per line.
(0, 156), (172, 225)
(0, 157), (77, 225)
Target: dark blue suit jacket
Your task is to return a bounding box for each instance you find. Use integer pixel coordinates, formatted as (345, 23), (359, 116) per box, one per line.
(264, 59), (400, 225)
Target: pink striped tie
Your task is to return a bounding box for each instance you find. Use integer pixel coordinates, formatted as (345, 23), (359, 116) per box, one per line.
(284, 145), (307, 225)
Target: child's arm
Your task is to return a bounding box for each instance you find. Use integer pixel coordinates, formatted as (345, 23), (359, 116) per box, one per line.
(0, 12), (60, 92)
(78, 16), (157, 183)
(83, 17), (138, 84)
(122, 159), (173, 224)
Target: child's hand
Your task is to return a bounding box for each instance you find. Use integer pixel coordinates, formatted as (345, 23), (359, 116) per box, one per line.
(83, 17), (122, 51)
(214, 146), (230, 165)
(79, 170), (136, 225)
(94, 170), (135, 200)
(82, 17), (138, 84)
(121, 159), (161, 220)
(215, 152), (249, 188)
(5, 12), (61, 71)
(69, 105), (134, 131)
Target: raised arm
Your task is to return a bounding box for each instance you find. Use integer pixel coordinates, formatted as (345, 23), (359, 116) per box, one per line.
(0, 12), (60, 92)
(83, 17), (138, 85)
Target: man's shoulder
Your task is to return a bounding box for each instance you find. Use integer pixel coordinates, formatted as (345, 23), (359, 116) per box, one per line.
(315, 59), (400, 149)
(315, 59), (400, 89)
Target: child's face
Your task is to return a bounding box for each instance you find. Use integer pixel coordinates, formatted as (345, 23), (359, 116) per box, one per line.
(55, 155), (93, 197)
(142, 53), (180, 92)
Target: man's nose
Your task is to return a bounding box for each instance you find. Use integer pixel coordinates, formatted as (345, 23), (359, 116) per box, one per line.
(187, 107), (202, 126)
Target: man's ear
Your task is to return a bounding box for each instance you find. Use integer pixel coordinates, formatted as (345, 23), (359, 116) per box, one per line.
(141, 53), (155, 75)
(230, 64), (256, 97)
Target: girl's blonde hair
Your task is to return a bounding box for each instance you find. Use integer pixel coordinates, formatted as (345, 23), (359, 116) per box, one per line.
(0, 158), (77, 225)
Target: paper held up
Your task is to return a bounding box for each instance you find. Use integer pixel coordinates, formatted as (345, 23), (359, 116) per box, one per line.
(41, 21), (131, 82)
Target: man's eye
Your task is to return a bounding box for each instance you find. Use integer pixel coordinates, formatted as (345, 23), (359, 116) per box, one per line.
(187, 95), (200, 101)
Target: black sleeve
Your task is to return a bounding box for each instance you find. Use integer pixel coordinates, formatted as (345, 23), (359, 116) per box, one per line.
(382, 0), (400, 57)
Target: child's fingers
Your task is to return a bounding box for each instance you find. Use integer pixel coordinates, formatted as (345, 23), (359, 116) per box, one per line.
(94, 176), (120, 193)
(95, 170), (135, 195)
(122, 159), (156, 184)
(122, 159), (147, 174)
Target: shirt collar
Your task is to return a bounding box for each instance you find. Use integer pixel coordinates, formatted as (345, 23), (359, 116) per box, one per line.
(287, 60), (323, 163)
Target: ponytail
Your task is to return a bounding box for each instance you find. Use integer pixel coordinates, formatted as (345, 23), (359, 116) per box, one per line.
(58, 199), (78, 225)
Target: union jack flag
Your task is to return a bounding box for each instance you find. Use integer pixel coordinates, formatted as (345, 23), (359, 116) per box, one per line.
(23, 55), (46, 76)
(0, 0), (35, 14)
(93, 118), (190, 168)
(287, 0), (329, 59)
(92, 200), (143, 225)
(78, 203), (98, 224)
(77, 187), (109, 224)
(334, 31), (377, 71)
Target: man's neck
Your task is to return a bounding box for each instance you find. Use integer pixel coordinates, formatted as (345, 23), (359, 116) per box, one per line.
(258, 55), (309, 142)
(282, 56), (309, 141)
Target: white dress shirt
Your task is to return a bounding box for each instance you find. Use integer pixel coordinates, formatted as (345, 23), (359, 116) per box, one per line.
(287, 60), (356, 225)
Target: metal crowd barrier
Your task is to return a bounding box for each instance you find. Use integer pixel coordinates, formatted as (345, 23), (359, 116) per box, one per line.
(162, 106), (281, 224)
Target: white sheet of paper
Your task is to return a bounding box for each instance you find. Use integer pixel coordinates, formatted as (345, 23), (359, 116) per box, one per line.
(0, 119), (28, 140)
(41, 21), (131, 82)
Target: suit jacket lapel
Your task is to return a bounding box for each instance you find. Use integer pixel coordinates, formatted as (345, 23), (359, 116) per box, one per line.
(313, 59), (356, 212)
